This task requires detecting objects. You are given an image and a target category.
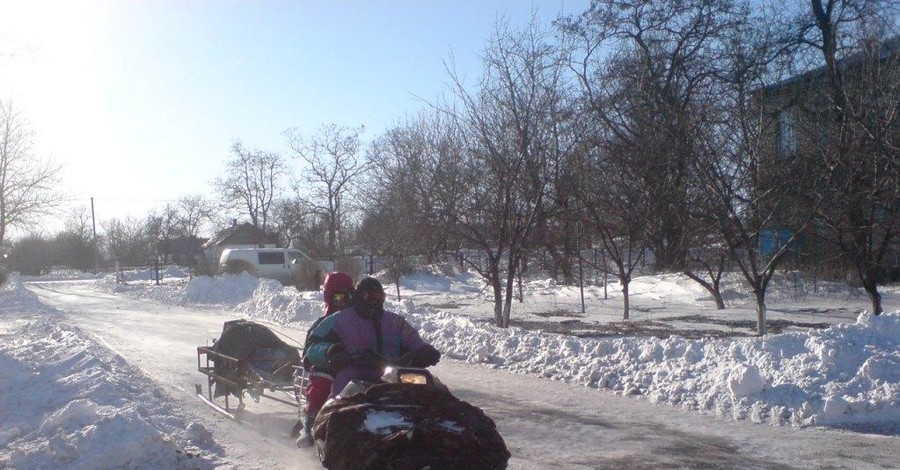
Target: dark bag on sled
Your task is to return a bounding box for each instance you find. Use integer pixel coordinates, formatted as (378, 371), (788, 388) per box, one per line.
(211, 319), (300, 397)
(312, 382), (510, 470)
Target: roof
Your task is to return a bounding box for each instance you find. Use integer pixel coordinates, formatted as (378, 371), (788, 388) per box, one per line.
(201, 222), (279, 249)
(761, 35), (900, 94)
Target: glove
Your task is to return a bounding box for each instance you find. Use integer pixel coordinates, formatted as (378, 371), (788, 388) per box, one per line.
(406, 345), (441, 368)
(352, 349), (385, 368)
(326, 344), (350, 369)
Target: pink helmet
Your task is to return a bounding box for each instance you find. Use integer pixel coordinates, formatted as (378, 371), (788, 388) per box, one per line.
(322, 272), (354, 315)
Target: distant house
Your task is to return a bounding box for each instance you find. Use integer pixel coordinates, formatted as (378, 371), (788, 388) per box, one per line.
(755, 36), (900, 272)
(759, 36), (900, 161)
(158, 236), (207, 266)
(201, 222), (280, 262)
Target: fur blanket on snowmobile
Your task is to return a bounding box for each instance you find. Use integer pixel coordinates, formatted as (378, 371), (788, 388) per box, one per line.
(211, 319), (300, 397)
(312, 382), (510, 470)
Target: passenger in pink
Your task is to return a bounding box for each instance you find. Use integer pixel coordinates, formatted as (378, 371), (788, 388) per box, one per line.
(293, 271), (354, 445)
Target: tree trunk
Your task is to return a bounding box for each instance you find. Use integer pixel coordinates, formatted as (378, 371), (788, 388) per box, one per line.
(755, 289), (767, 336)
(492, 278), (504, 327)
(503, 254), (518, 328)
(683, 271), (726, 310)
(862, 278), (883, 315)
(712, 289), (725, 310)
(516, 259), (523, 303)
(503, 292), (513, 329)
(621, 279), (630, 321)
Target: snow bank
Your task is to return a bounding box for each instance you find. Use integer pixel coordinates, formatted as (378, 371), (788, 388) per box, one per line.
(404, 301), (899, 428)
(0, 280), (222, 469)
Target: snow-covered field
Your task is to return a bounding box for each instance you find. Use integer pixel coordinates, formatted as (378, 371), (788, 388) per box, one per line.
(2, 266), (899, 469)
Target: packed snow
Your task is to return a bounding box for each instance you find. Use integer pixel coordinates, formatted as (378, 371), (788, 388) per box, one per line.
(0, 284), (225, 469)
(1, 266), (898, 469)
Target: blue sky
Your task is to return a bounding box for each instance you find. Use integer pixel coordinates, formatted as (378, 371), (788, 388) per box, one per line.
(0, 0), (589, 236)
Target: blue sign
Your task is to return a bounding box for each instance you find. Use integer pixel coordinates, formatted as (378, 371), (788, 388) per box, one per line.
(759, 229), (801, 258)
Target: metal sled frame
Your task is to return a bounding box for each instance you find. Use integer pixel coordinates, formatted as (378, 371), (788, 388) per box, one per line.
(196, 345), (302, 419)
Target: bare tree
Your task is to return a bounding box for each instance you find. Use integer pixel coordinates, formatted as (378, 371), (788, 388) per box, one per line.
(100, 216), (155, 266)
(357, 202), (416, 300)
(214, 141), (286, 233)
(0, 100), (63, 245)
(176, 195), (216, 238)
(560, 0), (741, 317)
(348, 113), (444, 297)
(575, 137), (653, 321)
(285, 124), (369, 258)
(148, 203), (179, 238)
(271, 197), (330, 256)
(788, 0), (900, 315)
(560, 0), (742, 273)
(442, 18), (571, 327)
(53, 228), (96, 272)
(7, 233), (53, 275)
(64, 206), (95, 241)
(693, 13), (823, 335)
(363, 111), (458, 260)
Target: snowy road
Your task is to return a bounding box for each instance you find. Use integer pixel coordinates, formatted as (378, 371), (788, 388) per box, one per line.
(27, 281), (900, 470)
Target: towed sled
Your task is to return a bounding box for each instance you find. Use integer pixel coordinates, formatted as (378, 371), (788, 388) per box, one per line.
(195, 319), (304, 419)
(312, 363), (510, 470)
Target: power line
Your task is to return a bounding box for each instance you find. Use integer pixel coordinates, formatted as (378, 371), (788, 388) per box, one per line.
(60, 197), (181, 203)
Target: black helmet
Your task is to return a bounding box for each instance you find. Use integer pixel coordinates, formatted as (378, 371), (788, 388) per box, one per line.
(356, 277), (384, 294)
(354, 277), (385, 318)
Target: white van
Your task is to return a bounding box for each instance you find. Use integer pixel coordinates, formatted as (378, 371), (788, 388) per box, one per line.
(218, 248), (313, 286)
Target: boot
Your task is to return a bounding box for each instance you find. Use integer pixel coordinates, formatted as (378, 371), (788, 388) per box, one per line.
(290, 419), (304, 438)
(295, 413), (316, 447)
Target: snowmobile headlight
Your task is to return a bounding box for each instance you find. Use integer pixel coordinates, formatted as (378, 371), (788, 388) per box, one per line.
(382, 366), (434, 386)
(399, 372), (428, 385)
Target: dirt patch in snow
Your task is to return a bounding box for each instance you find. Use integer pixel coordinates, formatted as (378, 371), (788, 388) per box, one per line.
(509, 315), (832, 339)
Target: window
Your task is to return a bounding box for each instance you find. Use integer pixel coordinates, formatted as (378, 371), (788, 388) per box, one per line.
(778, 110), (797, 157)
(258, 252), (285, 265)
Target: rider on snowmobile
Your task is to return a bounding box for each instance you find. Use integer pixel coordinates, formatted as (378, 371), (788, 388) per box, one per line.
(304, 276), (441, 398)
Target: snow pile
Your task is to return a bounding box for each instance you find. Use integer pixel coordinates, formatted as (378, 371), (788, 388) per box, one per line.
(0, 280), (221, 469)
(97, 273), (326, 324)
(408, 303), (900, 429)
(234, 279), (323, 324)
(0, 275), (60, 317)
(179, 273), (260, 305)
(395, 265), (484, 296)
(94, 272), (254, 305)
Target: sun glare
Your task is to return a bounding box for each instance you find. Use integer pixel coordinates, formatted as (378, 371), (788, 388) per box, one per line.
(1, 1), (112, 205)
(1, 1), (105, 111)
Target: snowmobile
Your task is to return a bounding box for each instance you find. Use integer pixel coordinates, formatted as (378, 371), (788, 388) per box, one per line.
(309, 359), (510, 470)
(194, 321), (509, 469)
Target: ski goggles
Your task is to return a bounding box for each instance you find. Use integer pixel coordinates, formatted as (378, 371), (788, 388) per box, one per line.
(359, 290), (385, 304)
(331, 291), (352, 306)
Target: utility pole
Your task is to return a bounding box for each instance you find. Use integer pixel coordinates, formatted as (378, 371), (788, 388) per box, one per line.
(91, 197), (99, 273)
